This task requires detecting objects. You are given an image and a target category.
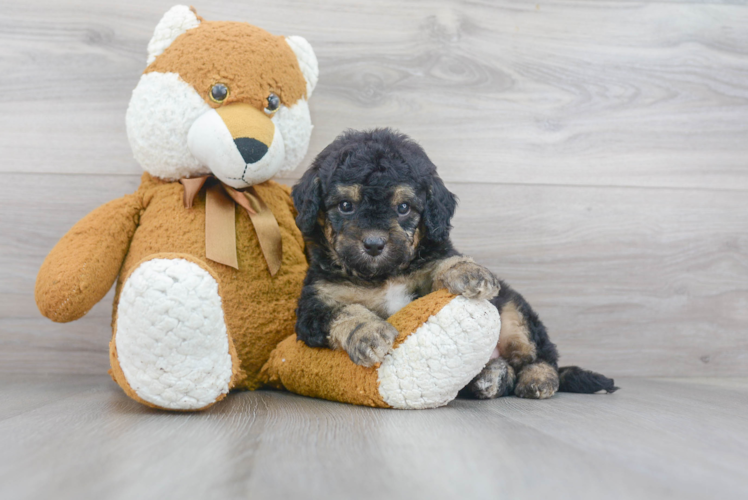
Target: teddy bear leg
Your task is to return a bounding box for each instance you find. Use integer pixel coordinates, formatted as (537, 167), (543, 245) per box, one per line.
(261, 290), (501, 409)
(110, 256), (240, 411)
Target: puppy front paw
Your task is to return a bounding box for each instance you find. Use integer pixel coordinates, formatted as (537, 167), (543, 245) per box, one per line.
(344, 320), (399, 367)
(434, 257), (500, 300)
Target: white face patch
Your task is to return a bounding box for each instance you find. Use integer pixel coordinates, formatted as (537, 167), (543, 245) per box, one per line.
(126, 72), (212, 181)
(272, 99), (313, 174)
(126, 72), (314, 184)
(187, 108), (286, 189)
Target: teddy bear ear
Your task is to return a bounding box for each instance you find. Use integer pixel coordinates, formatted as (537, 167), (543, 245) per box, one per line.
(285, 36), (319, 97)
(146, 5), (201, 65)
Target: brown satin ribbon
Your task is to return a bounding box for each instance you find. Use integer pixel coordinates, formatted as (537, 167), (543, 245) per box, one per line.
(180, 176), (282, 275)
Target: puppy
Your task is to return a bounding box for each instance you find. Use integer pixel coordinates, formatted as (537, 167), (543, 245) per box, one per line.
(291, 128), (617, 399)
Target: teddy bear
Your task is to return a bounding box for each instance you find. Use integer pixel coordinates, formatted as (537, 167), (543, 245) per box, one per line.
(34, 5), (501, 411)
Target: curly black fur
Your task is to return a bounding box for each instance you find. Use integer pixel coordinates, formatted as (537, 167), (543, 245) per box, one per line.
(559, 366), (618, 394)
(491, 281), (560, 368)
(292, 129), (458, 348)
(292, 128), (616, 396)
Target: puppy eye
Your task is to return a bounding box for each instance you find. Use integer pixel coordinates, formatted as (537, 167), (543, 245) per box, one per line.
(265, 92), (280, 114)
(210, 83), (229, 103)
(397, 202), (410, 215)
(338, 200), (354, 214)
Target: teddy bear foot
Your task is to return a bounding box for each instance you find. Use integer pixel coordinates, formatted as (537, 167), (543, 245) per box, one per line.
(378, 293), (501, 409)
(110, 257), (236, 410)
(262, 290), (501, 409)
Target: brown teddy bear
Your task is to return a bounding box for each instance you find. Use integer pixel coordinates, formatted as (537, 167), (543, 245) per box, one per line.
(35, 6), (500, 411)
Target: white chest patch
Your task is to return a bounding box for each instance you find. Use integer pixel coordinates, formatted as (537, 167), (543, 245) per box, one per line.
(383, 282), (415, 317)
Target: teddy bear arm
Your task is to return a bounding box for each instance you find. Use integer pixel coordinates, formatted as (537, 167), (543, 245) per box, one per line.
(35, 194), (143, 323)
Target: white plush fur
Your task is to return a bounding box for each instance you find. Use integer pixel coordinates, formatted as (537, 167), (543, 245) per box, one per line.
(377, 297), (501, 409)
(126, 72), (212, 181)
(127, 69), (314, 184)
(147, 5), (200, 65)
(285, 36), (319, 97)
(127, 71), (314, 185)
(115, 258), (233, 410)
(127, 8), (317, 184)
(273, 99), (313, 174)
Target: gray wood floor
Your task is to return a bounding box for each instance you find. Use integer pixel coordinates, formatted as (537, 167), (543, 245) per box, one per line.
(1, 2), (747, 498)
(1, 375), (746, 500)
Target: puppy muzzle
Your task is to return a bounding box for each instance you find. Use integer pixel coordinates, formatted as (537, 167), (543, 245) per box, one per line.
(362, 233), (388, 257)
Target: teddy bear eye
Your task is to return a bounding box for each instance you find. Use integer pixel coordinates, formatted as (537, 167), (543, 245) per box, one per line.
(397, 202), (410, 215)
(265, 93), (280, 114)
(210, 83), (229, 103)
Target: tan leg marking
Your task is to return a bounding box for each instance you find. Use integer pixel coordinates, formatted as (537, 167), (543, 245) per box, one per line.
(514, 362), (559, 400)
(498, 301), (537, 370)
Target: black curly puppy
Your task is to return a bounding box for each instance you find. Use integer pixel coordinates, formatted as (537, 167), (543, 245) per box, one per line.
(292, 128), (617, 399)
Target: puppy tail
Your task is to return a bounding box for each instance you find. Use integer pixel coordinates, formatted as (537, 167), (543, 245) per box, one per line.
(557, 366), (618, 394)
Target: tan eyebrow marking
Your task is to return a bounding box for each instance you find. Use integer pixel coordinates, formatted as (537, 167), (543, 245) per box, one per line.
(392, 185), (416, 205)
(335, 184), (362, 202)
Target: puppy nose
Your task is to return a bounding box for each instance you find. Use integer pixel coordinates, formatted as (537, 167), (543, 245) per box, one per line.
(363, 236), (387, 256)
(234, 137), (269, 164)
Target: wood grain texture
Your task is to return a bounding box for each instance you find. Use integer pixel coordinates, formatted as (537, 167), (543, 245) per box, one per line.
(449, 182), (748, 377)
(1, 1), (747, 189)
(2, 174), (746, 377)
(0, 0), (747, 377)
(1, 375), (747, 500)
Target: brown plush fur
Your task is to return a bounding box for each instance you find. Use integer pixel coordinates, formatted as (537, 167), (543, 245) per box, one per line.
(145, 21), (308, 110)
(120, 174), (307, 390)
(39, 173), (454, 407)
(37, 173), (308, 392)
(260, 289), (457, 407)
(35, 14), (486, 409)
(35, 195), (142, 322)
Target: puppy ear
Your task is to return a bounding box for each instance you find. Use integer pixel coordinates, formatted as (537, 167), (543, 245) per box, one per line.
(292, 168), (323, 236)
(423, 175), (457, 242)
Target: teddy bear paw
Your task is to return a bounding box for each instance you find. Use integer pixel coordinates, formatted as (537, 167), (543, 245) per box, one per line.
(114, 258), (234, 410)
(377, 295), (501, 409)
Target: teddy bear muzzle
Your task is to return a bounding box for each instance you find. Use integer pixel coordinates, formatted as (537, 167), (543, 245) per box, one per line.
(187, 102), (286, 189)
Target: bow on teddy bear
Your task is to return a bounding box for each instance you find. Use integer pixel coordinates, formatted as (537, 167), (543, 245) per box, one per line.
(34, 5), (500, 411)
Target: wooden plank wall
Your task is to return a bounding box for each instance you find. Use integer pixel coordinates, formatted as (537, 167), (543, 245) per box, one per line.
(1, 0), (746, 377)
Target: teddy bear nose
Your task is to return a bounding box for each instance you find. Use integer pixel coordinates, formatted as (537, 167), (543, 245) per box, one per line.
(234, 137), (269, 164)
(363, 236), (387, 256)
